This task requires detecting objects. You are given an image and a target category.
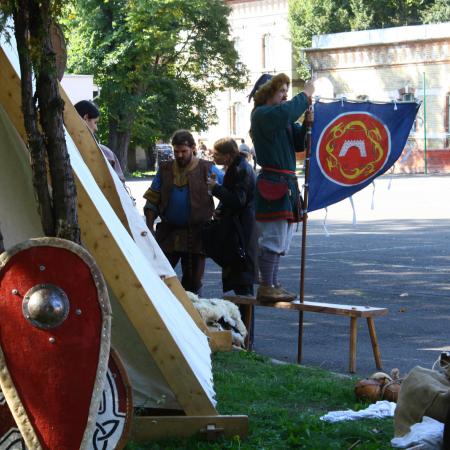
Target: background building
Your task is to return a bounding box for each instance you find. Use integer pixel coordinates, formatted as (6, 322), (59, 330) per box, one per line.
(306, 22), (450, 173)
(61, 74), (97, 104)
(202, 0), (295, 148)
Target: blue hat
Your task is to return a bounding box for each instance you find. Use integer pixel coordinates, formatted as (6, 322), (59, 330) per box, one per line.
(248, 73), (273, 102)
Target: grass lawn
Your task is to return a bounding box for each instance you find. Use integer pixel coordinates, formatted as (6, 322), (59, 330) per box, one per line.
(126, 351), (394, 449)
(128, 170), (156, 179)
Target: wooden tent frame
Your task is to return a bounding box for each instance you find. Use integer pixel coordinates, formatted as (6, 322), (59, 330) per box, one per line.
(59, 70), (232, 354)
(0, 46), (246, 441)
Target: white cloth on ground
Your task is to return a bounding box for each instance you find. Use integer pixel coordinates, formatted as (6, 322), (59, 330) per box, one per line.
(320, 400), (444, 450)
(320, 400), (396, 422)
(391, 416), (444, 449)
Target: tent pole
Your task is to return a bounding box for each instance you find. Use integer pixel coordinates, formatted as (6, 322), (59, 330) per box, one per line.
(297, 97), (313, 364)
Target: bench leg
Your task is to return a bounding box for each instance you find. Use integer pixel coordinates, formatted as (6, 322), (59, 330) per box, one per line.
(349, 317), (358, 373)
(243, 304), (253, 350)
(297, 310), (304, 364)
(367, 317), (383, 370)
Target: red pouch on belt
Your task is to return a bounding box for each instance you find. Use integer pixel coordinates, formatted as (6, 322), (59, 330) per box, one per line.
(257, 178), (288, 201)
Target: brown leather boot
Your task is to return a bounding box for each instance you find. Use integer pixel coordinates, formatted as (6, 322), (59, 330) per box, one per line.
(257, 285), (295, 303)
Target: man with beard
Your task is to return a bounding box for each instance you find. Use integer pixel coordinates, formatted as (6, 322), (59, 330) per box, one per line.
(144, 129), (223, 295)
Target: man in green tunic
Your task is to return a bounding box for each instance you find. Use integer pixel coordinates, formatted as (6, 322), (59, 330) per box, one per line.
(250, 73), (314, 302)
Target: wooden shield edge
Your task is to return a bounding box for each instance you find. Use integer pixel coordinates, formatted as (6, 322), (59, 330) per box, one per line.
(0, 237), (112, 450)
(110, 347), (134, 450)
(0, 345), (42, 449)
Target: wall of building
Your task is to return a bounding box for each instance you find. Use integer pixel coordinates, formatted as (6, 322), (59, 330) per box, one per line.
(204, 0), (293, 148)
(60, 74), (97, 105)
(306, 22), (450, 173)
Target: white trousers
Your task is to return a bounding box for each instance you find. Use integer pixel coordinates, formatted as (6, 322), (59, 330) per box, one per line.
(257, 221), (295, 255)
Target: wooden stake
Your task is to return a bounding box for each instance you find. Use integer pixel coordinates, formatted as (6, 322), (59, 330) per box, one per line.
(297, 98), (313, 364)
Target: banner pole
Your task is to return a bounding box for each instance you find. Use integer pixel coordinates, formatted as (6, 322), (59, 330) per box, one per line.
(423, 71), (428, 175)
(297, 96), (313, 364)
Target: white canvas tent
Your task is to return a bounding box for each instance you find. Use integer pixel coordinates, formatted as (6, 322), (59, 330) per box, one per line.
(0, 33), (246, 441)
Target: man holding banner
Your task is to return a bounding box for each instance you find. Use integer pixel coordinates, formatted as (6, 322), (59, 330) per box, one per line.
(249, 73), (314, 302)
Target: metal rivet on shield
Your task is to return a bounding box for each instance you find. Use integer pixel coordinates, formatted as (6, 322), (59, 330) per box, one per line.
(49, 337), (56, 344)
(75, 309), (82, 316)
(11, 289), (19, 295)
(141, 231), (148, 236)
(39, 265), (46, 271)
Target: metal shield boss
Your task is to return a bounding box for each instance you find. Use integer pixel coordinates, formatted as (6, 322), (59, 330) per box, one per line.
(0, 238), (112, 450)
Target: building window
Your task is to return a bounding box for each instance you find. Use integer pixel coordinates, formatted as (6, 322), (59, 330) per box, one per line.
(229, 104), (236, 136)
(445, 92), (450, 134)
(398, 87), (417, 131)
(234, 37), (242, 57)
(398, 86), (416, 102)
(229, 102), (243, 136)
(229, 102), (244, 136)
(262, 34), (271, 69)
(402, 93), (415, 102)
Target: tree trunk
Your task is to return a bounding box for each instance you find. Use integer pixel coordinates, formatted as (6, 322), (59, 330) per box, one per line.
(33, 2), (80, 243)
(11, 0), (80, 244)
(13, 0), (55, 237)
(108, 117), (131, 173)
(108, 120), (118, 155)
(127, 145), (136, 172)
(145, 145), (156, 171)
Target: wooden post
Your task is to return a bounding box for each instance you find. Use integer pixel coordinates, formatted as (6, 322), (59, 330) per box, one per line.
(367, 317), (383, 370)
(243, 304), (253, 350)
(349, 317), (358, 373)
(297, 98), (313, 364)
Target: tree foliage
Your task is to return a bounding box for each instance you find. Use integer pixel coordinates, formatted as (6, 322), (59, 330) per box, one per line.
(288, 0), (438, 78)
(64, 0), (248, 170)
(421, 0), (450, 23)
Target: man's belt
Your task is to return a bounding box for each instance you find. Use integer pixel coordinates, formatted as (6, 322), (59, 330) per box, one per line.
(261, 166), (296, 176)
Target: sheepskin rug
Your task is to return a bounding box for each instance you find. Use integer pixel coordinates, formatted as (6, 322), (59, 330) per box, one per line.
(187, 292), (247, 347)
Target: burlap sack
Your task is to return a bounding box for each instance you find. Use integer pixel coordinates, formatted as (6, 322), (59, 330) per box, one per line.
(394, 366), (450, 437)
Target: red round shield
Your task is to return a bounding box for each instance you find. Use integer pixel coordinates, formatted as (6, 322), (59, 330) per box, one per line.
(317, 112), (391, 186)
(0, 238), (111, 450)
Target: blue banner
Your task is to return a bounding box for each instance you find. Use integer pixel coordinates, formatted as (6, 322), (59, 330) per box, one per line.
(307, 100), (420, 212)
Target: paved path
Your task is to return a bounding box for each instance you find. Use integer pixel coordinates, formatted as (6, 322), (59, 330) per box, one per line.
(129, 175), (450, 376)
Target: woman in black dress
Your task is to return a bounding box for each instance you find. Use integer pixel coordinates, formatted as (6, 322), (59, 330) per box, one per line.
(207, 137), (257, 296)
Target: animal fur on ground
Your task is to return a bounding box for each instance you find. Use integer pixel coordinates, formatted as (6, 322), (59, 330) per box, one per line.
(187, 292), (247, 347)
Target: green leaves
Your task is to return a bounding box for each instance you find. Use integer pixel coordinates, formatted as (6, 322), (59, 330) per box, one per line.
(64, 0), (248, 155)
(288, 0), (438, 78)
(421, 0), (450, 23)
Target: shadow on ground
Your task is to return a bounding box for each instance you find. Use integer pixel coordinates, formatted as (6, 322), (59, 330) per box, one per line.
(201, 218), (450, 376)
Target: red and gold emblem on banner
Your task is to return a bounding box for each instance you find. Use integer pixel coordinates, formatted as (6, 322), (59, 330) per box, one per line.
(317, 112), (391, 186)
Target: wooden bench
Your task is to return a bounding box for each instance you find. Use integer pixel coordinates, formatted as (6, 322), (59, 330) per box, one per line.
(224, 295), (388, 373)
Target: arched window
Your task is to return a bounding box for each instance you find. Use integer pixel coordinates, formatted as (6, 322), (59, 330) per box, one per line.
(229, 102), (244, 136)
(262, 34), (271, 69)
(445, 92), (450, 133)
(234, 37), (242, 57)
(398, 86), (415, 102)
(398, 86), (417, 132)
(445, 92), (450, 148)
